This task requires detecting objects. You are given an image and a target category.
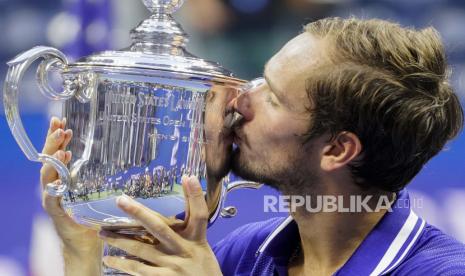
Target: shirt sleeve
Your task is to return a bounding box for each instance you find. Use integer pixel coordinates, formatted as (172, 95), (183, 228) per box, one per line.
(391, 225), (465, 275)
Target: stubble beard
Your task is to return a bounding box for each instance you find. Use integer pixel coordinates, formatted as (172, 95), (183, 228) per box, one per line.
(230, 146), (320, 196)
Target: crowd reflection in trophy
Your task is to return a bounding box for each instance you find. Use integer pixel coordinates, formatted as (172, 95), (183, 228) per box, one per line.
(125, 165), (178, 199)
(66, 163), (203, 203)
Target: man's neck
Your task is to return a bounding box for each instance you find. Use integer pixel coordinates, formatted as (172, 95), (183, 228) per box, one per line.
(287, 189), (395, 276)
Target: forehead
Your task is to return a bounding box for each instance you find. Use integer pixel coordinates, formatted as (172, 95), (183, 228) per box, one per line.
(264, 32), (328, 110)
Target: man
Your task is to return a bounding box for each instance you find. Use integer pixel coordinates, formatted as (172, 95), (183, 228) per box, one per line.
(40, 17), (465, 275)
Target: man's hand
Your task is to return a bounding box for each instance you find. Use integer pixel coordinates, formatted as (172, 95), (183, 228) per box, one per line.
(40, 117), (102, 275)
(100, 176), (223, 276)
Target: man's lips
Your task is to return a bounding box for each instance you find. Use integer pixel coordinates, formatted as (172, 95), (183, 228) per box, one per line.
(223, 110), (245, 146)
(223, 111), (244, 130)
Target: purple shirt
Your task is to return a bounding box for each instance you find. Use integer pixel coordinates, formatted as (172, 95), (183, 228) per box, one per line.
(212, 190), (465, 275)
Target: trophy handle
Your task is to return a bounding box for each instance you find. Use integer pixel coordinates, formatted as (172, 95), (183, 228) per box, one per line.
(3, 46), (76, 196)
(219, 181), (263, 219)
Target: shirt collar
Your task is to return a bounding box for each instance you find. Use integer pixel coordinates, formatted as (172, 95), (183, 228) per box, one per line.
(256, 189), (426, 275)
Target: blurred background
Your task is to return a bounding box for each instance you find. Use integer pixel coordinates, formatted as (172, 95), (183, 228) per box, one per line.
(0, 0), (464, 275)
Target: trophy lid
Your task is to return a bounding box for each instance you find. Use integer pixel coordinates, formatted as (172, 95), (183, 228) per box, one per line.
(68, 0), (236, 80)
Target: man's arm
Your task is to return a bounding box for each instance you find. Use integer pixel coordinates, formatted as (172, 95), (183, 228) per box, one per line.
(40, 117), (102, 275)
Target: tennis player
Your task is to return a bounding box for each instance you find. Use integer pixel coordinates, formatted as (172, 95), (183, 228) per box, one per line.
(40, 18), (465, 275)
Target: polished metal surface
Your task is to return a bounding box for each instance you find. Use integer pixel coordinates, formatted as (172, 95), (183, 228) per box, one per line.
(61, 73), (245, 228)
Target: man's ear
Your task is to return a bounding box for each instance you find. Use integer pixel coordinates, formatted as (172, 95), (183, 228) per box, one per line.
(320, 132), (362, 172)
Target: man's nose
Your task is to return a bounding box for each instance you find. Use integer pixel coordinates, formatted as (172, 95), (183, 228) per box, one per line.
(227, 91), (254, 122)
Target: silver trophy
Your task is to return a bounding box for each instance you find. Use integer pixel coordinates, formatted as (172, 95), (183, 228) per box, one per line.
(3, 0), (260, 274)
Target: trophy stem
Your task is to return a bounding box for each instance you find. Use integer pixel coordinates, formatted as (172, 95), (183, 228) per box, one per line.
(129, 0), (188, 55)
(102, 243), (131, 276)
(102, 228), (156, 275)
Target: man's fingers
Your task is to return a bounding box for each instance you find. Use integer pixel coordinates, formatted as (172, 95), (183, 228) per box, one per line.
(64, 150), (72, 164)
(59, 129), (73, 151)
(43, 117), (73, 155)
(47, 117), (62, 136)
(42, 180), (68, 217)
(103, 256), (173, 276)
(183, 176), (209, 241)
(42, 178), (84, 233)
(42, 128), (66, 155)
(41, 117), (73, 186)
(40, 150), (65, 187)
(181, 176), (190, 223)
(116, 196), (185, 253)
(99, 231), (171, 266)
(40, 150), (72, 189)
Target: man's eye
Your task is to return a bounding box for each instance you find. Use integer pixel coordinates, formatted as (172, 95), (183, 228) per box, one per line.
(266, 94), (278, 107)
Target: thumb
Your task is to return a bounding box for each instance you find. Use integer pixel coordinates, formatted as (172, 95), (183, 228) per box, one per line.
(42, 180), (69, 218)
(183, 176), (209, 241)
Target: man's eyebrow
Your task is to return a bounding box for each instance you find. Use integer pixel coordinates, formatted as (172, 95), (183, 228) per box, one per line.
(263, 62), (284, 100)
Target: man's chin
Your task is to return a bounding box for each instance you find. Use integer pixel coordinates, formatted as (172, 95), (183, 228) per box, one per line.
(230, 149), (283, 191)
(231, 149), (259, 182)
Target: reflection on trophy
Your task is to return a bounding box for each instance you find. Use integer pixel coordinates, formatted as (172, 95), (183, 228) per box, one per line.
(3, 0), (261, 275)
